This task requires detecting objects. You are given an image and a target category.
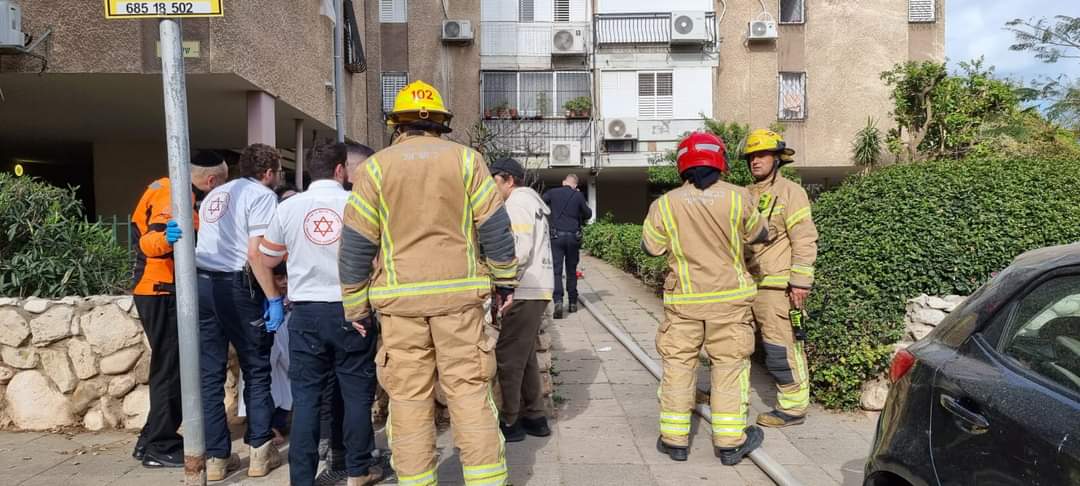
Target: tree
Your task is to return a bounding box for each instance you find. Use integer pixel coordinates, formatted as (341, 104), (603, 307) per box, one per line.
(851, 117), (883, 168)
(463, 121), (547, 188)
(647, 117), (797, 188)
(1007, 16), (1080, 133)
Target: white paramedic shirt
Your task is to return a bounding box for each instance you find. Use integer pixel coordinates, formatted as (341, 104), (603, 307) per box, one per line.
(196, 177), (277, 272)
(259, 179), (348, 302)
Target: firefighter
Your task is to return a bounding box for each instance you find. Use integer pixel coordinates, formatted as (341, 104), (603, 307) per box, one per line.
(743, 129), (818, 428)
(130, 151), (227, 468)
(338, 80), (518, 486)
(642, 132), (771, 464)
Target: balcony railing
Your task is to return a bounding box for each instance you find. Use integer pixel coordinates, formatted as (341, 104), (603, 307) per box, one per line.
(479, 119), (594, 157)
(595, 12), (717, 46)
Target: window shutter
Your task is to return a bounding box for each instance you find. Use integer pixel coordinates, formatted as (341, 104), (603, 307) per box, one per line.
(655, 72), (673, 119)
(554, 0), (570, 22)
(380, 0), (407, 23)
(778, 72), (806, 120)
(520, 0), (535, 22)
(382, 73), (408, 113)
(908, 0), (935, 23)
(638, 72), (655, 119)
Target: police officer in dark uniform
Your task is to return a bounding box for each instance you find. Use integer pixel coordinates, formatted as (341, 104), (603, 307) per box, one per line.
(542, 174), (592, 319)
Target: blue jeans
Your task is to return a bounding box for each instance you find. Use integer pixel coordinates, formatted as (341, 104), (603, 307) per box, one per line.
(288, 302), (378, 485)
(197, 270), (275, 458)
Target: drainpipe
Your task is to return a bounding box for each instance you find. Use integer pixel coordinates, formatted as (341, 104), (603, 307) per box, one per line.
(294, 119), (305, 189)
(333, 0), (346, 142)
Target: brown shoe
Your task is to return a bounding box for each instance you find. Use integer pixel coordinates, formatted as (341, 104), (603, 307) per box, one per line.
(756, 409), (806, 428)
(248, 441), (282, 477)
(206, 453), (240, 482)
(347, 465), (387, 486)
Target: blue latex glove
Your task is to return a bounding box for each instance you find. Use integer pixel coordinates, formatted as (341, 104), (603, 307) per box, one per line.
(165, 220), (183, 245)
(264, 296), (286, 333)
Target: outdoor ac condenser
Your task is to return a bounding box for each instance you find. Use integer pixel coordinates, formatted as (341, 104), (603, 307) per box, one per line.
(441, 20), (474, 43)
(748, 19), (778, 41)
(549, 141), (583, 167)
(604, 118), (639, 140)
(552, 26), (586, 55)
(670, 11), (709, 44)
(0, 0), (28, 48)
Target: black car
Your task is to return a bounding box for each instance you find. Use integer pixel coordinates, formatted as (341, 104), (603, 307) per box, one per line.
(865, 243), (1080, 486)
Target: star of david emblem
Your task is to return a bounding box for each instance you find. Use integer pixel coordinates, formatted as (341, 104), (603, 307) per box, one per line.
(208, 199), (224, 215)
(312, 216), (335, 237)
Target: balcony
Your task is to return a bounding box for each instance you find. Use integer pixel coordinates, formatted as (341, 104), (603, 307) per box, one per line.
(595, 12), (717, 46)
(478, 118), (594, 160)
(480, 22), (591, 70)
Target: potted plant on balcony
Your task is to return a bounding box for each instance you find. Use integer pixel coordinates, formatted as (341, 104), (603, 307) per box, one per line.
(564, 97), (592, 119)
(489, 102), (511, 119)
(533, 92), (550, 119)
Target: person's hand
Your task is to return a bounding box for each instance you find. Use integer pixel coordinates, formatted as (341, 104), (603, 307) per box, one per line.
(165, 220), (182, 245)
(494, 287), (515, 316)
(264, 296), (286, 332)
(351, 315), (376, 337)
(789, 287), (810, 310)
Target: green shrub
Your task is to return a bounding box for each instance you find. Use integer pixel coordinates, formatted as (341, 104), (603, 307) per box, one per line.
(583, 219), (666, 289)
(806, 157), (1080, 409)
(0, 174), (130, 298)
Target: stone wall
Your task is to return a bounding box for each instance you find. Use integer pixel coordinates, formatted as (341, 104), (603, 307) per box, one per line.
(859, 293), (967, 411)
(0, 296), (150, 431)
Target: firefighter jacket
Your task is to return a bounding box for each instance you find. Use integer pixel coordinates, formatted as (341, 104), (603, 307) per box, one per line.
(506, 186), (554, 301)
(642, 180), (771, 320)
(746, 175), (818, 290)
(131, 177), (197, 296)
(338, 132), (518, 320)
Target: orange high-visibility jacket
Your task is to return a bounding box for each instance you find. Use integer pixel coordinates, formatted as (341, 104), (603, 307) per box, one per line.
(131, 178), (198, 296)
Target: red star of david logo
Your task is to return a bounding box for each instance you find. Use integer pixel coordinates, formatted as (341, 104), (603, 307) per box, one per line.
(208, 198), (224, 215)
(312, 216), (335, 237)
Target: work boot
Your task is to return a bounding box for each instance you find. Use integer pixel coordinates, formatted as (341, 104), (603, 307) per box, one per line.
(568, 300), (578, 314)
(554, 303), (565, 320)
(715, 426), (764, 466)
(656, 437), (689, 462)
(521, 416), (552, 437)
(142, 450), (184, 468)
(347, 464), (387, 486)
(501, 420), (527, 443)
(206, 454), (240, 482)
(756, 409), (806, 428)
(315, 448), (348, 485)
(247, 441), (282, 478)
(132, 436), (146, 461)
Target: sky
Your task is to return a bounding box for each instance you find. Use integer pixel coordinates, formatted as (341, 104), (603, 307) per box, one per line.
(947, 0), (1080, 83)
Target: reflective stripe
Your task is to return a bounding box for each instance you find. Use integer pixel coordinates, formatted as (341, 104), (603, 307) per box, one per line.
(463, 462), (508, 480)
(461, 151), (478, 277)
(791, 265), (814, 276)
(710, 413), (744, 423)
(489, 265), (517, 280)
(744, 208), (761, 233)
(695, 143), (721, 152)
(660, 411), (692, 436)
(779, 341), (810, 410)
(712, 427), (744, 437)
(366, 159), (397, 285)
(660, 423), (691, 435)
(758, 275), (790, 288)
(370, 277), (491, 300)
(643, 222), (668, 244)
(343, 290), (369, 309)
(398, 469), (437, 486)
(786, 206), (812, 229)
(660, 412), (691, 423)
(511, 223), (534, 234)
(658, 196), (692, 293)
(347, 192), (380, 227)
(729, 191), (746, 288)
(471, 178), (497, 211)
(714, 363), (751, 437)
(663, 285), (757, 305)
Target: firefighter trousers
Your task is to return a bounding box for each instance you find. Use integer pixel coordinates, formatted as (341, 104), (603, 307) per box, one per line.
(751, 289), (810, 416)
(657, 306), (755, 449)
(377, 305), (507, 486)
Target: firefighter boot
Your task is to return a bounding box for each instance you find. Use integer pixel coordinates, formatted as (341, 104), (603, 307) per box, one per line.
(206, 454), (240, 482)
(247, 441), (282, 477)
(715, 426), (764, 466)
(757, 409), (806, 428)
(657, 437), (689, 462)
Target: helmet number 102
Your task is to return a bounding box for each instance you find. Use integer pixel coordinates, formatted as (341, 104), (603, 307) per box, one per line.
(412, 90), (435, 101)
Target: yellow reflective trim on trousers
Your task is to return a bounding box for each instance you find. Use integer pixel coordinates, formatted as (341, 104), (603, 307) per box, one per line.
(367, 159), (398, 285)
(791, 265), (814, 276)
(643, 222), (668, 244)
(464, 462), (508, 483)
(370, 277), (492, 300)
(347, 193), (379, 227)
(713, 427), (745, 437)
(660, 412), (691, 423)
(660, 424), (691, 435)
(739, 362), (750, 417)
(786, 206), (812, 229)
(779, 341), (810, 410)
(729, 191), (747, 288)
(659, 196), (692, 293)
(398, 468), (437, 486)
(710, 414), (744, 423)
(663, 285), (757, 305)
(461, 151), (478, 277)
(758, 275), (790, 288)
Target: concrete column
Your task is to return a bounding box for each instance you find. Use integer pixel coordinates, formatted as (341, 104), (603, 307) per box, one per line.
(294, 119), (305, 190)
(246, 91), (276, 146)
(587, 176), (598, 224)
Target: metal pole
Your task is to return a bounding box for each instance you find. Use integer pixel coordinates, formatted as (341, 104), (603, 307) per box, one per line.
(295, 118), (305, 190)
(333, 0), (346, 142)
(159, 18), (206, 486)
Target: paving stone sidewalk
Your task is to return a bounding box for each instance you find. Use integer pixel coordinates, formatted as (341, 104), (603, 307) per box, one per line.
(577, 255), (878, 486)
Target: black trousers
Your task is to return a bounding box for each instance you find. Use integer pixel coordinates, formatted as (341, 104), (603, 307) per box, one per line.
(552, 231), (581, 303)
(133, 295), (184, 457)
(288, 302), (378, 485)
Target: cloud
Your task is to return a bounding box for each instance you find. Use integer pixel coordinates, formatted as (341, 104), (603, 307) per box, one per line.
(947, 0), (1080, 82)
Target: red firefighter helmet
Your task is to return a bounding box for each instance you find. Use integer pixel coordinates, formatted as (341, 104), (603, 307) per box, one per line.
(676, 132), (727, 174)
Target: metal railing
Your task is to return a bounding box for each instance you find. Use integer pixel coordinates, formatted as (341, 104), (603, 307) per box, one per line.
(595, 12), (717, 46)
(479, 118), (594, 156)
(97, 214), (136, 256)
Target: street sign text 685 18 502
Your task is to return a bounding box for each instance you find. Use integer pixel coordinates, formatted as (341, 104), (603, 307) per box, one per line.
(104, 1), (223, 19)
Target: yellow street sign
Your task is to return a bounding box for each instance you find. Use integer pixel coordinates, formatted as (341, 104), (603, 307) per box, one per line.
(104, 1), (223, 19)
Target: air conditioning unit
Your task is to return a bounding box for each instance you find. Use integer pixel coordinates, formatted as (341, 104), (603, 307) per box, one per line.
(604, 118), (639, 140)
(549, 141), (582, 167)
(441, 20), (474, 43)
(552, 26), (586, 55)
(670, 11), (709, 44)
(748, 19), (778, 41)
(0, 1), (29, 48)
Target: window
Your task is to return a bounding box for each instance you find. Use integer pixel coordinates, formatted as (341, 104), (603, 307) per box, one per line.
(999, 274), (1080, 394)
(778, 72), (806, 120)
(481, 71), (591, 118)
(908, 0), (935, 23)
(379, 0), (407, 23)
(638, 72), (673, 120)
(381, 72), (408, 113)
(554, 0), (570, 22)
(779, 0), (804, 24)
(520, 0), (534, 22)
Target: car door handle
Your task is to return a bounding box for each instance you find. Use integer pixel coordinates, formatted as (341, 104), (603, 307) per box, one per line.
(940, 394), (990, 434)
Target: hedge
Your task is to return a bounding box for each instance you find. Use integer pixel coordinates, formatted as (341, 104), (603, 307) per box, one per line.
(584, 157), (1080, 409)
(0, 174), (130, 298)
